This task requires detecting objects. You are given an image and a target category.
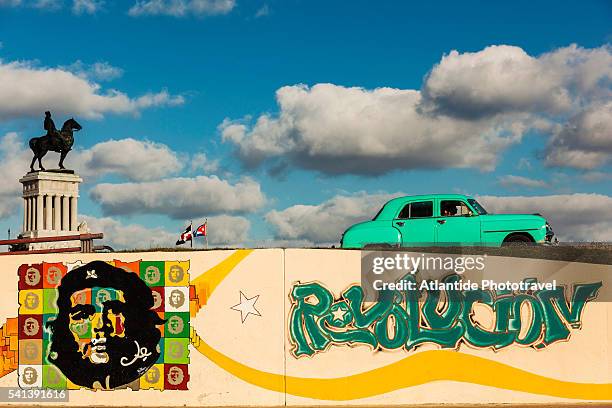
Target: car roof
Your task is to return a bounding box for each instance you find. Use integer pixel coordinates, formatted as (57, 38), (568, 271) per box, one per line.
(385, 194), (474, 205)
(375, 194), (475, 219)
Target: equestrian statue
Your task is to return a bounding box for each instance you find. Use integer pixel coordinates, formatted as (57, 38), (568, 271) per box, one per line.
(29, 111), (82, 172)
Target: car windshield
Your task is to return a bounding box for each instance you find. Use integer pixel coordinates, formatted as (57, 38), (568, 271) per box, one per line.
(467, 199), (488, 215)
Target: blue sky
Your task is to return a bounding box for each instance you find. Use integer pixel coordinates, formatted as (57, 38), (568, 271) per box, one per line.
(0, 0), (610, 248)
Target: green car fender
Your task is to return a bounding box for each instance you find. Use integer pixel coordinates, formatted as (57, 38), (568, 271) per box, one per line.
(481, 214), (548, 244)
(341, 220), (401, 248)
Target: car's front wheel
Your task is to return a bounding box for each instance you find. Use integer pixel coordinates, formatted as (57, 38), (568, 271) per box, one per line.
(502, 234), (533, 246)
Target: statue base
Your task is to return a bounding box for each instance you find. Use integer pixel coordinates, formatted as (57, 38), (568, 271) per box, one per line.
(19, 171), (83, 250)
(27, 168), (75, 175)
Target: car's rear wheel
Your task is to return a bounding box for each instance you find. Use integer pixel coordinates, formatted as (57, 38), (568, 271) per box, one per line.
(502, 234), (533, 246)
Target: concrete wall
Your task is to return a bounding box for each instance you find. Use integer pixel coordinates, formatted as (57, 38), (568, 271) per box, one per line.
(0, 249), (610, 406)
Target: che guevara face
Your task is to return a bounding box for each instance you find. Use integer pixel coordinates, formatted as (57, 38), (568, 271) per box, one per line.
(23, 317), (39, 336)
(167, 366), (183, 385)
(46, 267), (61, 285)
(169, 265), (184, 283)
(69, 287), (125, 365)
(145, 365), (160, 383)
(23, 367), (37, 385)
(145, 266), (160, 284)
(25, 292), (39, 309)
(26, 268), (40, 286)
(169, 289), (185, 308)
(47, 261), (164, 389)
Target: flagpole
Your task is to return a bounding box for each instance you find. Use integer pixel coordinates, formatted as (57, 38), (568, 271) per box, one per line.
(205, 218), (208, 250)
(190, 220), (193, 249)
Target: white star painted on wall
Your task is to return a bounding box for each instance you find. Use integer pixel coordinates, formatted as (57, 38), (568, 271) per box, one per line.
(230, 291), (262, 323)
(331, 305), (347, 322)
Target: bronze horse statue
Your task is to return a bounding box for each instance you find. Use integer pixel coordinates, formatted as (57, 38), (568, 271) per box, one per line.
(29, 118), (82, 172)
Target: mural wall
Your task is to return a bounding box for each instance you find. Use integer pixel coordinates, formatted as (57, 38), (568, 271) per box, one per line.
(16, 260), (190, 391)
(0, 249), (609, 406)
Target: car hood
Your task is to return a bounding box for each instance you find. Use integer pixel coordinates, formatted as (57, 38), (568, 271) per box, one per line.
(481, 213), (546, 222)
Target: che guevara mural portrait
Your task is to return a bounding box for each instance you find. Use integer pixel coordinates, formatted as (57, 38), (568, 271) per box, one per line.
(18, 260), (191, 390)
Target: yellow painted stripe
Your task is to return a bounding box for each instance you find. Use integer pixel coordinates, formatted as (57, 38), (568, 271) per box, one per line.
(191, 330), (612, 401)
(190, 249), (254, 316)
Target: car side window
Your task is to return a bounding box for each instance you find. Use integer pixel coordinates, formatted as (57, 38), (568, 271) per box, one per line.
(440, 200), (471, 217)
(397, 201), (433, 219)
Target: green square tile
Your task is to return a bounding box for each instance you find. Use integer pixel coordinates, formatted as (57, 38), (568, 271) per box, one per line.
(42, 289), (58, 314)
(164, 312), (189, 338)
(140, 261), (165, 287)
(43, 364), (66, 389)
(164, 338), (189, 364)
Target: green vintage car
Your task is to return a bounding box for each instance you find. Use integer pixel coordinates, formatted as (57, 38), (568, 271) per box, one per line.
(340, 194), (555, 248)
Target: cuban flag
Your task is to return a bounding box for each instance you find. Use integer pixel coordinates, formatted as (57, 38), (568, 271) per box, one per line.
(176, 224), (193, 245)
(194, 222), (207, 237)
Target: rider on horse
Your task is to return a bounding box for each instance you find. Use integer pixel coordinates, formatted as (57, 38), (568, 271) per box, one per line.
(30, 112), (82, 171)
(44, 111), (59, 140)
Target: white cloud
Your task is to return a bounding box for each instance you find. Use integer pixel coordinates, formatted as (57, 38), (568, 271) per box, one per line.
(203, 214), (250, 246)
(478, 194), (612, 242)
(265, 192), (402, 243)
(81, 214), (250, 249)
(247, 238), (318, 248)
(72, 0), (103, 14)
(221, 84), (527, 174)
(32, 0), (61, 9)
(516, 158), (532, 170)
(0, 60), (183, 121)
(81, 215), (177, 249)
(0, 0), (63, 9)
(189, 152), (219, 173)
(128, 0), (235, 17)
(254, 3), (269, 18)
(544, 102), (612, 169)
(579, 171), (612, 183)
(421, 44), (612, 118)
(73, 138), (184, 181)
(88, 62), (121, 80)
(0, 133), (30, 219)
(90, 175), (266, 218)
(65, 60), (122, 81)
(0, 0), (103, 13)
(0, 0), (22, 6)
(222, 44), (612, 174)
(498, 175), (548, 189)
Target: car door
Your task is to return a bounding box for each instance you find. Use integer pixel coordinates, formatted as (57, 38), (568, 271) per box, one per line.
(435, 199), (481, 245)
(393, 200), (436, 246)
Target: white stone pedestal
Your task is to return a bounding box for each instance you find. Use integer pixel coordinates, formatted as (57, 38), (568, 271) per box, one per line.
(19, 170), (83, 250)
